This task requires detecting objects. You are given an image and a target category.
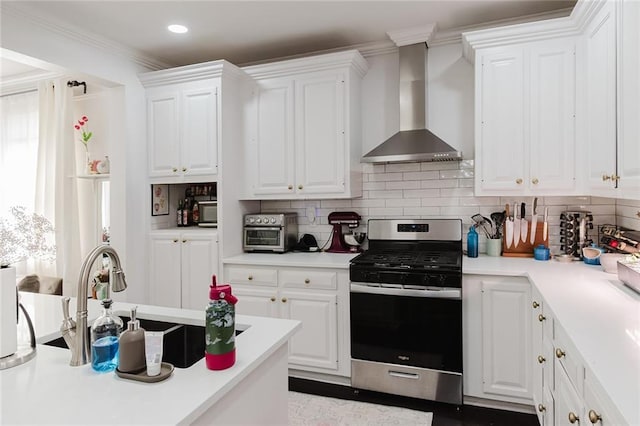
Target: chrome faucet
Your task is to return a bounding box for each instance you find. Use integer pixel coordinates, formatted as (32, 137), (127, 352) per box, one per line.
(60, 244), (127, 366)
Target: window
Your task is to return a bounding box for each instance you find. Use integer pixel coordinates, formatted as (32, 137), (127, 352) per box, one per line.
(0, 90), (39, 216)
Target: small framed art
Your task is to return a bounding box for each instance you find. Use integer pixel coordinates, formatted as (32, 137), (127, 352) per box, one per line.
(151, 184), (169, 216)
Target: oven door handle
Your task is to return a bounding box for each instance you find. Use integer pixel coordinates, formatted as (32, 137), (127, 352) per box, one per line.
(350, 283), (461, 299)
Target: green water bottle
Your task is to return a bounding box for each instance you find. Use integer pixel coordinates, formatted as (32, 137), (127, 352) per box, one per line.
(205, 275), (238, 370)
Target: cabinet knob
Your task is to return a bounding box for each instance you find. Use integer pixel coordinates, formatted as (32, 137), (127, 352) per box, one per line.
(182, 239), (187, 243)
(537, 355), (545, 364)
(532, 178), (539, 185)
(538, 404), (546, 413)
(611, 174), (620, 182)
(588, 409), (602, 424)
(516, 178), (523, 185)
(281, 297), (287, 303)
(602, 174), (610, 181)
(556, 348), (566, 359)
(182, 167), (187, 172)
(288, 185), (293, 190)
(568, 412), (579, 424)
(538, 314), (546, 322)
(172, 167), (178, 173)
(270, 297), (276, 302)
(298, 184), (303, 190)
(532, 301), (540, 309)
(248, 275), (253, 281)
(173, 239), (178, 243)
(304, 278), (310, 284)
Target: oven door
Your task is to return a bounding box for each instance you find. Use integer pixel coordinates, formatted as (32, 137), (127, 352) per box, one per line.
(243, 227), (284, 252)
(350, 283), (462, 373)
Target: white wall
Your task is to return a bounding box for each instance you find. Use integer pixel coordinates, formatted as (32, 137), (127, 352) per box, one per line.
(1, 6), (151, 303)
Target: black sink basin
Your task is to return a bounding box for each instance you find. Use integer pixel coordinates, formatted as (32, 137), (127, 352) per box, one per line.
(42, 316), (243, 369)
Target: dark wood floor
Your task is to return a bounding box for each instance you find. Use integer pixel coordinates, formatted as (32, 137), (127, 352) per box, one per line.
(289, 377), (539, 426)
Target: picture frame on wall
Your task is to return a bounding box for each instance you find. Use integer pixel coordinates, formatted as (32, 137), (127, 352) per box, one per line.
(151, 184), (169, 216)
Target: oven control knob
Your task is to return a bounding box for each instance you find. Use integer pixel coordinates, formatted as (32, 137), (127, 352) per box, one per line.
(256, 218), (262, 224)
(247, 217), (255, 224)
(270, 217), (276, 224)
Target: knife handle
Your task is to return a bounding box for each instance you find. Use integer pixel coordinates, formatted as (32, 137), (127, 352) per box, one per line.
(521, 203), (526, 220)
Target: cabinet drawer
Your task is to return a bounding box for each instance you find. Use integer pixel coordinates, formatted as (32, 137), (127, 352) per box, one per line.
(554, 322), (584, 396)
(554, 359), (583, 426)
(225, 266), (277, 286)
(280, 269), (337, 290)
(583, 372), (626, 426)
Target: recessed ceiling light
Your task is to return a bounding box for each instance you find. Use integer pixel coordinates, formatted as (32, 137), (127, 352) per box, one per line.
(168, 24), (188, 34)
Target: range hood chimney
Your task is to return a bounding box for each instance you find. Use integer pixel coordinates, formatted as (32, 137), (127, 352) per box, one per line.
(362, 42), (462, 164)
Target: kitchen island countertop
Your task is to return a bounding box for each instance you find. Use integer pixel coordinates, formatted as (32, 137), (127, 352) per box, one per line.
(0, 293), (300, 425)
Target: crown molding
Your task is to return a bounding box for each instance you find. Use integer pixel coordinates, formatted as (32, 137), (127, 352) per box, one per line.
(242, 49), (369, 80)
(1, 3), (173, 72)
(0, 70), (64, 96)
(138, 60), (251, 87)
(387, 23), (438, 46)
(461, 4), (590, 63)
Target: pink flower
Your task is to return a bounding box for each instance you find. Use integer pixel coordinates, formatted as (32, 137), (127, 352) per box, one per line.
(74, 124), (80, 130)
(82, 116), (88, 122)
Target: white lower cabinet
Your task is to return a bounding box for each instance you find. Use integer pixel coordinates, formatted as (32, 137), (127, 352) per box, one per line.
(149, 230), (218, 309)
(463, 275), (533, 405)
(224, 264), (349, 376)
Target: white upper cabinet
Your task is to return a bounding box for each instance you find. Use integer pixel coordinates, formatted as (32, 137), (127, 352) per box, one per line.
(615, 0), (640, 197)
(472, 38), (577, 195)
(242, 50), (368, 200)
(145, 81), (219, 181)
(585, 1), (618, 192)
(140, 60), (247, 184)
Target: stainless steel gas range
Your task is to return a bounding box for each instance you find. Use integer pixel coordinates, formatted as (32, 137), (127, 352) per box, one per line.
(349, 219), (463, 405)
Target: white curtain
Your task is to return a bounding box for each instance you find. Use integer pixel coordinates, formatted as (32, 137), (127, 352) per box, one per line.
(36, 79), (83, 295)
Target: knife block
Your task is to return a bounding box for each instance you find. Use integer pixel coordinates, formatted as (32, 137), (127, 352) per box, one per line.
(502, 220), (549, 257)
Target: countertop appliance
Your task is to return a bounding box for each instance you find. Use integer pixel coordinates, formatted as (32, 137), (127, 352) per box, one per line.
(327, 211), (362, 253)
(349, 218), (463, 405)
(197, 200), (218, 228)
(243, 213), (298, 253)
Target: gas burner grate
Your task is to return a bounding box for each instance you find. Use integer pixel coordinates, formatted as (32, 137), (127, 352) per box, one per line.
(353, 250), (460, 268)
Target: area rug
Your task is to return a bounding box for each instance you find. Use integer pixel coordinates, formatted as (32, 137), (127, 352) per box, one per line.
(288, 391), (433, 426)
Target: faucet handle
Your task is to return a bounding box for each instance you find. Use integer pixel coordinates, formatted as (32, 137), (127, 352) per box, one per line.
(60, 297), (76, 329)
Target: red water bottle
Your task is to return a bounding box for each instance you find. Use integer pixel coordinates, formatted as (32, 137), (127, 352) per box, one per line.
(205, 275), (238, 370)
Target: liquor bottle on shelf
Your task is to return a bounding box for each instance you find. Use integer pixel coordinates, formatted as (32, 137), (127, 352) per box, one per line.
(192, 200), (199, 225)
(183, 198), (191, 226)
(177, 199), (184, 227)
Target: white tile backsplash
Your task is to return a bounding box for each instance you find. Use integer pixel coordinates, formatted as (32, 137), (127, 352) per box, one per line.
(260, 161), (638, 253)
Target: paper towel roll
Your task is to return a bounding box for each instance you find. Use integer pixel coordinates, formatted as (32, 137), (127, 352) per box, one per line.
(1, 267), (17, 358)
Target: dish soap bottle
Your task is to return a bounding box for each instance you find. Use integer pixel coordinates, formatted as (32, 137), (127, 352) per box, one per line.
(205, 275), (238, 370)
(467, 225), (478, 258)
(91, 298), (123, 373)
(118, 306), (146, 374)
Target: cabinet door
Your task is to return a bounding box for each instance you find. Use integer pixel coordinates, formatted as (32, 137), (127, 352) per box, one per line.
(233, 287), (278, 318)
(554, 360), (584, 426)
(149, 233), (182, 308)
(147, 91), (180, 178)
(251, 79), (295, 196)
(477, 50), (526, 192)
(528, 40), (576, 192)
(617, 0), (640, 194)
(294, 73), (346, 196)
(181, 86), (218, 177)
(481, 278), (532, 400)
(180, 233), (218, 310)
(583, 373), (627, 426)
(541, 384), (555, 426)
(586, 2), (617, 190)
(280, 289), (338, 371)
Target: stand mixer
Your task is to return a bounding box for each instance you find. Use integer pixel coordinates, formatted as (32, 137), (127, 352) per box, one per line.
(326, 212), (366, 253)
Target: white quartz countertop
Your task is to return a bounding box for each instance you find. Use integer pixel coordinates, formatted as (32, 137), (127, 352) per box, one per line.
(223, 251), (359, 269)
(1, 293), (300, 425)
(464, 256), (640, 425)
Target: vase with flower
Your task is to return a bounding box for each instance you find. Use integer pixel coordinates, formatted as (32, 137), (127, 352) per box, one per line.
(74, 115), (93, 174)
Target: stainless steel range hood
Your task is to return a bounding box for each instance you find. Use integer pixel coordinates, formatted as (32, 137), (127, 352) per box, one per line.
(362, 43), (462, 164)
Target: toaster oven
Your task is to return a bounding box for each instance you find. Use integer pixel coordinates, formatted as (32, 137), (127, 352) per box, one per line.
(243, 213), (298, 253)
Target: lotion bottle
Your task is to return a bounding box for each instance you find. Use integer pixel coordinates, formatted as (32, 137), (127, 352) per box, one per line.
(118, 306), (146, 373)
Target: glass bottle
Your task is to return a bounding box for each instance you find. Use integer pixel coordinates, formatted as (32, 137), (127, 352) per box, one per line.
(467, 225), (478, 258)
(177, 200), (184, 227)
(91, 298), (123, 372)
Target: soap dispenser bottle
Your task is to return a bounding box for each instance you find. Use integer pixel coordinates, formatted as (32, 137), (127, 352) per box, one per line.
(467, 225), (479, 258)
(91, 298), (123, 373)
(118, 306), (146, 373)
